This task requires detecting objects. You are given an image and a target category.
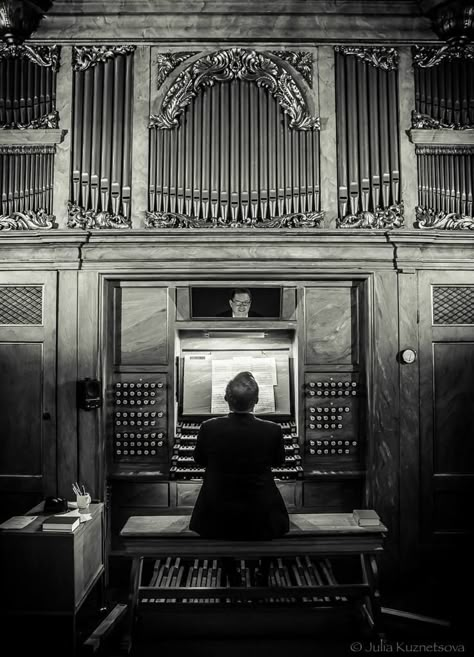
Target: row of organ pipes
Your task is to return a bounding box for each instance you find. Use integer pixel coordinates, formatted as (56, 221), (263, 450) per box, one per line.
(414, 58), (474, 125)
(71, 53), (134, 218)
(149, 80), (320, 221)
(417, 150), (473, 215)
(0, 150), (54, 215)
(335, 53), (400, 218)
(3, 47), (474, 222)
(0, 58), (56, 126)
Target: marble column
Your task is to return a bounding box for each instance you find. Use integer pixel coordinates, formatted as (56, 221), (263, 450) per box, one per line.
(318, 46), (338, 228)
(53, 46), (73, 228)
(131, 46), (151, 228)
(399, 48), (418, 228)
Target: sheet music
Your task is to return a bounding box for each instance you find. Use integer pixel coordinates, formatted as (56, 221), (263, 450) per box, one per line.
(211, 357), (276, 414)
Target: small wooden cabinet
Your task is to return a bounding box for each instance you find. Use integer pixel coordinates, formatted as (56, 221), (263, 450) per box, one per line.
(0, 503), (104, 652)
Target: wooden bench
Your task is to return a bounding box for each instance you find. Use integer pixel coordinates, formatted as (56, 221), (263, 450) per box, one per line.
(119, 513), (387, 652)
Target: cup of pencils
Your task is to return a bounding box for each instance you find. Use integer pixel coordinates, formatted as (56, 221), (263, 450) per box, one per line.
(73, 482), (91, 510)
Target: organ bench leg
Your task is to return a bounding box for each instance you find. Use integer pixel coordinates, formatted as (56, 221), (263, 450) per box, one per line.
(121, 556), (143, 655)
(360, 553), (385, 638)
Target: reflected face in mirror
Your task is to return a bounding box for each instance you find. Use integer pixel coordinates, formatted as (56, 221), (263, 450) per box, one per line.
(229, 291), (252, 318)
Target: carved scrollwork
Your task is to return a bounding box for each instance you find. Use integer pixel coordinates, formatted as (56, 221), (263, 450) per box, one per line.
(337, 202), (404, 229)
(145, 212), (202, 229)
(413, 45), (474, 68)
(415, 145), (474, 156)
(156, 51), (200, 89)
(0, 144), (55, 154)
(258, 212), (324, 228)
(72, 45), (136, 72)
(149, 48), (319, 131)
(0, 209), (56, 231)
(0, 43), (60, 70)
(145, 210), (324, 229)
(67, 202), (131, 229)
(411, 110), (474, 131)
(335, 46), (399, 71)
(270, 51), (313, 88)
(1, 110), (59, 130)
(414, 207), (474, 230)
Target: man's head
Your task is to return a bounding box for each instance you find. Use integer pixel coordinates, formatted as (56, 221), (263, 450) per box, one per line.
(229, 288), (252, 318)
(224, 371), (259, 412)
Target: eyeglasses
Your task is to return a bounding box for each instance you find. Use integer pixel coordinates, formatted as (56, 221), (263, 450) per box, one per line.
(231, 301), (251, 307)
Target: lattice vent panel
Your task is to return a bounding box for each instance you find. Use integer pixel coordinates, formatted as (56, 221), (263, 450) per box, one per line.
(433, 286), (474, 325)
(0, 286), (43, 325)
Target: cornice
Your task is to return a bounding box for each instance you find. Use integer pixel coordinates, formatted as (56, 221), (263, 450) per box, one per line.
(2, 230), (474, 271)
(28, 1), (434, 43)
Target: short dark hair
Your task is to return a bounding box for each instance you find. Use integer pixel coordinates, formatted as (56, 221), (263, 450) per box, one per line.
(230, 288), (252, 302)
(225, 371), (259, 411)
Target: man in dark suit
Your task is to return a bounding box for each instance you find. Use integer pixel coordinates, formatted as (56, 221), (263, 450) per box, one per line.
(216, 288), (262, 317)
(190, 371), (289, 585)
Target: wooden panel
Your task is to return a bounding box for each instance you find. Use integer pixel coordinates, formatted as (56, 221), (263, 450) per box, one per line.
(305, 285), (359, 366)
(0, 271), (57, 511)
(433, 489), (474, 533)
(368, 271), (400, 549)
(303, 480), (363, 511)
(113, 482), (169, 508)
(78, 271), (100, 499)
(0, 343), (43, 475)
(398, 272), (420, 570)
(276, 481), (297, 508)
(433, 343), (474, 473)
(280, 287), (297, 321)
(57, 270), (78, 497)
(176, 482), (201, 507)
(114, 286), (168, 366)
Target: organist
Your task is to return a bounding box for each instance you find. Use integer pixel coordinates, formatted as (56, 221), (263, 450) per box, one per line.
(189, 371), (289, 585)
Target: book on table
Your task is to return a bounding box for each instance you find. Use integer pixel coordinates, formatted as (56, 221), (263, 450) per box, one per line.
(352, 509), (381, 526)
(42, 515), (81, 532)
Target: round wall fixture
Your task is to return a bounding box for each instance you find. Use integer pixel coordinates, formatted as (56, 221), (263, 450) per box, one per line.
(400, 348), (417, 364)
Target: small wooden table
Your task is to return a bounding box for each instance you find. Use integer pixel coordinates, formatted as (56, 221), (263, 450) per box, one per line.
(119, 513), (387, 651)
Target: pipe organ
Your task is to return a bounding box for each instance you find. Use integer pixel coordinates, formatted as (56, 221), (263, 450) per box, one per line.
(1, 0), (474, 588)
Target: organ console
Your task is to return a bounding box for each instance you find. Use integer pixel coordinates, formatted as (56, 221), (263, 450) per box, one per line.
(106, 282), (366, 534)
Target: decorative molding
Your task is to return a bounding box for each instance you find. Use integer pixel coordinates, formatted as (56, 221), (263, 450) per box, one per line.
(334, 46), (399, 70)
(145, 210), (324, 229)
(0, 128), (67, 145)
(415, 207), (474, 230)
(0, 144), (55, 154)
(67, 202), (131, 229)
(413, 44), (474, 68)
(270, 51), (313, 87)
(149, 48), (319, 131)
(408, 128), (474, 146)
(155, 51), (199, 89)
(411, 110), (474, 131)
(415, 145), (474, 156)
(1, 110), (59, 130)
(72, 45), (136, 71)
(0, 209), (56, 231)
(337, 202), (404, 229)
(0, 43), (60, 69)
